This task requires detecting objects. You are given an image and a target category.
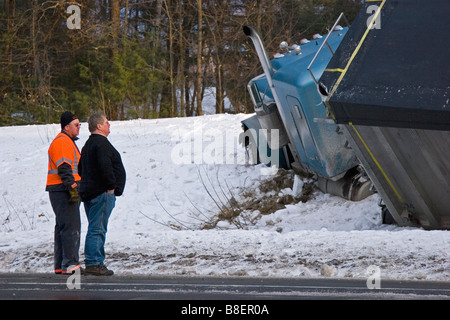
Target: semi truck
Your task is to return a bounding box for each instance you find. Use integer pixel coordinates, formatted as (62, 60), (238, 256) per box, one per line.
(241, 0), (449, 230)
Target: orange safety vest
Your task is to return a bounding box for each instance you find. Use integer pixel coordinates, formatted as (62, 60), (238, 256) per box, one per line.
(46, 132), (81, 188)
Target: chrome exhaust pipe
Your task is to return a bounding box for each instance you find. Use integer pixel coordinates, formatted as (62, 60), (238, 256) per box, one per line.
(243, 26), (274, 79)
(243, 25), (303, 169)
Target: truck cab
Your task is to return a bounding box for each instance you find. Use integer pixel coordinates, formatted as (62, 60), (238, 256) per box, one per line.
(242, 23), (372, 201)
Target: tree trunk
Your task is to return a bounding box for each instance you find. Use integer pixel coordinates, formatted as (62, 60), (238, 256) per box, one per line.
(215, 63), (224, 114)
(196, 0), (203, 116)
(110, 0), (120, 56)
(164, 0), (176, 117)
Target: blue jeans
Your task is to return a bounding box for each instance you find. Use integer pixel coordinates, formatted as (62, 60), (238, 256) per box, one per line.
(84, 192), (116, 266)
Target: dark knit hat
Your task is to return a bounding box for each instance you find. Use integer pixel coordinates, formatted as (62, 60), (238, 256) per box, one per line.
(60, 111), (78, 129)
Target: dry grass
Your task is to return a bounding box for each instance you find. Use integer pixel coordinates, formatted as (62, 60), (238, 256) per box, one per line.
(200, 169), (315, 230)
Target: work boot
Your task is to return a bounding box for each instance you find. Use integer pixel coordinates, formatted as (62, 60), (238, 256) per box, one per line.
(85, 264), (114, 276)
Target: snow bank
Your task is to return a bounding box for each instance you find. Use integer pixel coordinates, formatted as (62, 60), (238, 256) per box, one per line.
(0, 114), (448, 281)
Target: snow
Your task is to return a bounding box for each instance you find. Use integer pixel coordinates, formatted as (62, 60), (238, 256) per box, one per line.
(0, 112), (449, 281)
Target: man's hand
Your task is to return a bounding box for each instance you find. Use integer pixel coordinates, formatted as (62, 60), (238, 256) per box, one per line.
(68, 188), (80, 203)
(107, 189), (115, 194)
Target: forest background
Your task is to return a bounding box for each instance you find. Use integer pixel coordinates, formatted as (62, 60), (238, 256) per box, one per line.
(0, 0), (361, 126)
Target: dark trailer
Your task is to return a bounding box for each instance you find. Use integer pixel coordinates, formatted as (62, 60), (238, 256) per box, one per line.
(319, 0), (450, 229)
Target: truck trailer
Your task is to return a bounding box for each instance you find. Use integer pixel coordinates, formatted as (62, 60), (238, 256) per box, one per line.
(241, 0), (449, 229)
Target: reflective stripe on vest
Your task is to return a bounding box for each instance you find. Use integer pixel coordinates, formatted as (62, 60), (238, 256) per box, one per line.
(46, 133), (81, 186)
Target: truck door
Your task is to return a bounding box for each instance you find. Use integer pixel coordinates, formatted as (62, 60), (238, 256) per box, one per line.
(286, 95), (318, 164)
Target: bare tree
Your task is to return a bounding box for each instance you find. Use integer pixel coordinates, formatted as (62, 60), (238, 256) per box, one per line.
(0, 0), (361, 125)
(196, 0), (203, 116)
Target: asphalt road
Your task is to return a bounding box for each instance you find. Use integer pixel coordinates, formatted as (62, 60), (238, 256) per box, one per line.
(0, 273), (448, 302)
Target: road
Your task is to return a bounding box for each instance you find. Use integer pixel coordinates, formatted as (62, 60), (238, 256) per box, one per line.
(0, 273), (448, 301)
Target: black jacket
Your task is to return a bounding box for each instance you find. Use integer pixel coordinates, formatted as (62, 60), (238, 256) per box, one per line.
(79, 134), (126, 202)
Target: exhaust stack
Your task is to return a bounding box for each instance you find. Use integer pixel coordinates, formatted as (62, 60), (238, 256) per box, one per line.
(243, 26), (274, 80)
(243, 25), (304, 170)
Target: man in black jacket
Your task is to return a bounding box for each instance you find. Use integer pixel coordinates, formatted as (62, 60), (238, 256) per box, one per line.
(79, 112), (126, 276)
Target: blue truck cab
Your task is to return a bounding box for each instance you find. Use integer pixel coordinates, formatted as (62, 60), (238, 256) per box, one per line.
(242, 24), (371, 201)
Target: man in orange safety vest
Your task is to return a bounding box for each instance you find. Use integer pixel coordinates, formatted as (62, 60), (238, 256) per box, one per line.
(46, 111), (82, 275)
